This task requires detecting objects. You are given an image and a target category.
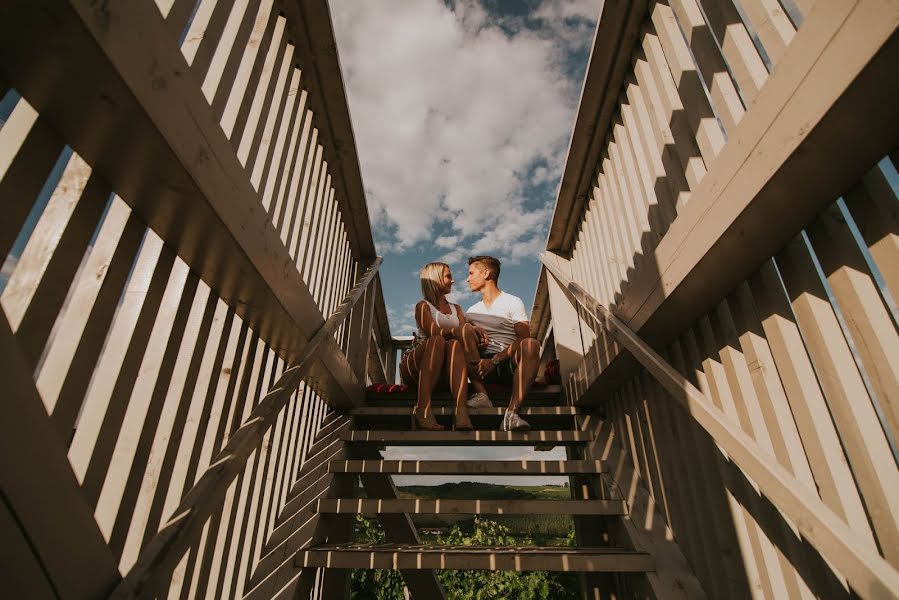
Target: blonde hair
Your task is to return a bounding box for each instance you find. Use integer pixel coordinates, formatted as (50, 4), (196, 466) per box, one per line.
(419, 262), (450, 306)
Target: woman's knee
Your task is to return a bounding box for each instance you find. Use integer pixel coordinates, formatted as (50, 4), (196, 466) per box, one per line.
(425, 335), (446, 353)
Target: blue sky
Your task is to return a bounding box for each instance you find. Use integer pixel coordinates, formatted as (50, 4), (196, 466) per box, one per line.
(329, 0), (601, 336)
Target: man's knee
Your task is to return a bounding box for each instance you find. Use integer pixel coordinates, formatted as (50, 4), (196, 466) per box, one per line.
(521, 337), (539, 359)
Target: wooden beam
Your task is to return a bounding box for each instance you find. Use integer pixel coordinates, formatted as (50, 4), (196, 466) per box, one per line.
(299, 543), (654, 572)
(541, 253), (899, 598)
(572, 0), (899, 393)
(316, 498), (628, 516)
(0, 309), (120, 598)
(341, 430), (593, 445)
(0, 0), (360, 407)
(110, 260), (380, 600)
(547, 0), (649, 253)
(329, 459), (604, 475)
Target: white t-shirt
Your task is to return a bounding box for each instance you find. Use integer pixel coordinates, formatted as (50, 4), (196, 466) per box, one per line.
(466, 292), (529, 354)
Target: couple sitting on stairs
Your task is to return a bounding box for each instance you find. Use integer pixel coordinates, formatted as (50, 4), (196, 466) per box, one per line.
(399, 255), (540, 432)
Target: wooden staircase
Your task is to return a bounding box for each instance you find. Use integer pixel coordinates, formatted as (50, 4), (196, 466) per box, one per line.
(291, 384), (663, 598)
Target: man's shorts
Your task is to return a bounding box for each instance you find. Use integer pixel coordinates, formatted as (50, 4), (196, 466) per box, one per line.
(481, 351), (516, 385)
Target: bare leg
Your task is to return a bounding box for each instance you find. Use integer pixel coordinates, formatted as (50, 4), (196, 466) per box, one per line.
(509, 338), (539, 413)
(459, 323), (488, 395)
(445, 340), (472, 429)
(401, 336), (446, 429)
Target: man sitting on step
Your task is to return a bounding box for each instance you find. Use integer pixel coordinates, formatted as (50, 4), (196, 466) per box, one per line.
(461, 255), (540, 431)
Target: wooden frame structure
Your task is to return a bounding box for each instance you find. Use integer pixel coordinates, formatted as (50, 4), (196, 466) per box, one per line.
(2, 0), (897, 598)
(535, 0), (899, 598)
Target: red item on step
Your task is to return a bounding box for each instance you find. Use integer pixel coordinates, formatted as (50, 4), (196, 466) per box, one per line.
(366, 383), (409, 393)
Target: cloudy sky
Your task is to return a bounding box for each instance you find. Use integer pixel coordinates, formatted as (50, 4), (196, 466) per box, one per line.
(329, 0), (601, 336)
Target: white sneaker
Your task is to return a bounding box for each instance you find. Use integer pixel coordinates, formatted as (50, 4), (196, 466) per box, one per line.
(502, 410), (530, 431)
(467, 392), (492, 408)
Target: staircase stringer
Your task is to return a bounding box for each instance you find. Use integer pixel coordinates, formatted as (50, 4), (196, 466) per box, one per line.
(578, 412), (708, 599)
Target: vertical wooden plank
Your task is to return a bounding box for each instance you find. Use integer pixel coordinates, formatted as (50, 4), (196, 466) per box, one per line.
(730, 281), (816, 486)
(295, 143), (324, 269)
(738, 0), (797, 66)
(696, 0), (768, 104)
(201, 0), (252, 102)
(235, 15), (286, 163)
(4, 164), (110, 368)
(750, 260), (874, 546)
(0, 103), (65, 260)
(271, 90), (309, 233)
(94, 260), (192, 547)
(67, 232), (171, 494)
(120, 281), (211, 571)
(668, 340), (748, 599)
(776, 235), (899, 567)
(220, 0), (277, 137)
(670, 0), (746, 132)
(208, 0), (265, 113)
(179, 0), (220, 66)
(159, 295), (228, 521)
(625, 64), (690, 218)
(640, 28), (708, 191)
(806, 203), (899, 481)
(650, 4), (726, 160)
(1, 309), (120, 598)
(842, 165), (899, 319)
(260, 68), (303, 212)
(709, 301), (808, 600)
(248, 43), (296, 190)
(682, 328), (768, 600)
(36, 200), (145, 438)
(279, 108), (314, 243)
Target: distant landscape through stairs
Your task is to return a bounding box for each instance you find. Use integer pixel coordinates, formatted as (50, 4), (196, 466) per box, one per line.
(287, 385), (659, 599)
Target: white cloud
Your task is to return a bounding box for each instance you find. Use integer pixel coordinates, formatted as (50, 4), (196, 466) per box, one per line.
(330, 0), (599, 254)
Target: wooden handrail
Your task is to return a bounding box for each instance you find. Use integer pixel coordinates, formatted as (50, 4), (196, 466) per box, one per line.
(110, 258), (382, 600)
(540, 251), (899, 598)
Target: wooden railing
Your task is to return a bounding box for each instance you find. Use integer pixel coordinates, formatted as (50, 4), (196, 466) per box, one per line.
(542, 252), (899, 598)
(0, 1), (389, 598)
(536, 0), (898, 597)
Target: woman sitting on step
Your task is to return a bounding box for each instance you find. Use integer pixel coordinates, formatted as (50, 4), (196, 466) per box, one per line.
(400, 262), (474, 431)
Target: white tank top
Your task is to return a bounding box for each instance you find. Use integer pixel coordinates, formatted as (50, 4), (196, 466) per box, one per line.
(417, 301), (460, 338)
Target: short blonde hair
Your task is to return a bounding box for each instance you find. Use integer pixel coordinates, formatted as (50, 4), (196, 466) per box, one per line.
(419, 262), (449, 306)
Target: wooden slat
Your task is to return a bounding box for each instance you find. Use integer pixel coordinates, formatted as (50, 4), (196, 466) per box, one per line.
(547, 0), (648, 252)
(576, 0), (899, 393)
(109, 260), (380, 599)
(329, 459), (605, 476)
(349, 406), (577, 416)
(588, 417), (709, 599)
(542, 251), (899, 597)
(0, 0), (362, 407)
(0, 308), (120, 598)
(316, 498), (627, 516)
(342, 430), (593, 446)
(298, 543), (654, 573)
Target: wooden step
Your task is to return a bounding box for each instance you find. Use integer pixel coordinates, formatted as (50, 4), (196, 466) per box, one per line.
(349, 406), (579, 416)
(298, 543), (654, 572)
(365, 385), (563, 407)
(349, 406), (579, 430)
(340, 430), (593, 445)
(316, 498), (627, 515)
(329, 459), (605, 476)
